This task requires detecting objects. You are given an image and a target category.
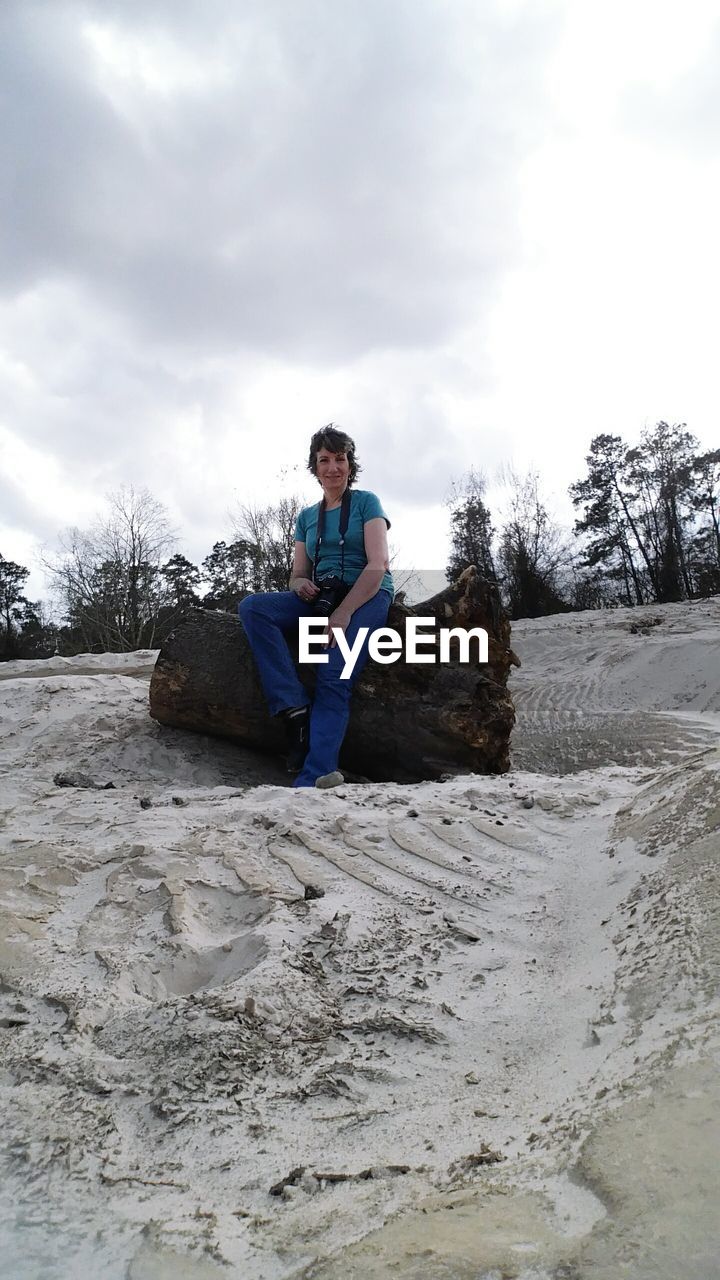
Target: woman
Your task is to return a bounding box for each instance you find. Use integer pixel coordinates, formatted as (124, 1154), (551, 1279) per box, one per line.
(238, 425), (393, 788)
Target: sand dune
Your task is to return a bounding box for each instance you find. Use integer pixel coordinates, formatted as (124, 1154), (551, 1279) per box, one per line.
(512, 596), (720, 773)
(0, 598), (718, 1278)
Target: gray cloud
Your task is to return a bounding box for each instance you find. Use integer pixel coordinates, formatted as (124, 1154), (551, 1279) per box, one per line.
(0, 472), (59, 543)
(1, 0), (556, 361)
(0, 0), (564, 574)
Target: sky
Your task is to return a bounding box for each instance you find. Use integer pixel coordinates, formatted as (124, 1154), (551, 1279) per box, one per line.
(1, 0), (719, 601)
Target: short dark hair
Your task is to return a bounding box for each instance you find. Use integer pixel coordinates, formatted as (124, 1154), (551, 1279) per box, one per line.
(307, 424), (361, 486)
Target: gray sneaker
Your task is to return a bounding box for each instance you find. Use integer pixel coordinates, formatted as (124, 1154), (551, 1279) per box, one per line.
(315, 771), (344, 789)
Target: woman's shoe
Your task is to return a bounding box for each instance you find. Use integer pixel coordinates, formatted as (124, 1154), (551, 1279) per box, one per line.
(315, 770), (344, 788)
(284, 706), (310, 773)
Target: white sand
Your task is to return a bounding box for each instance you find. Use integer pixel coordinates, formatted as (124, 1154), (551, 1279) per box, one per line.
(1, 599), (718, 1278)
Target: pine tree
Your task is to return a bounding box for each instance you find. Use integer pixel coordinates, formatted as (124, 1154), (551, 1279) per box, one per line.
(445, 470), (497, 583)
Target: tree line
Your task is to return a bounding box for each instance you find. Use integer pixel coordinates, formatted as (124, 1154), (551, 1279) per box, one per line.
(1, 420), (718, 658)
(447, 421), (719, 619)
(0, 488), (302, 660)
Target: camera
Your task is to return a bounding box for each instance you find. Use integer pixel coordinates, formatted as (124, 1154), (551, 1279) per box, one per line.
(312, 575), (350, 617)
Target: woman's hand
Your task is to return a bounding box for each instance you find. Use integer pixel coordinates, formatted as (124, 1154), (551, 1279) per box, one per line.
(292, 577), (320, 603)
(325, 605), (352, 648)
(324, 606), (351, 650)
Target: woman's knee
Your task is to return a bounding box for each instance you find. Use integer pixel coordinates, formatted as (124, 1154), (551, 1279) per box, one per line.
(238, 594), (257, 622)
(239, 591), (305, 631)
(238, 592), (274, 620)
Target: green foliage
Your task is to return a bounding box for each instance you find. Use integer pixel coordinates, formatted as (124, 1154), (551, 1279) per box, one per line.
(571, 424), (719, 605)
(0, 555), (32, 659)
(0, 555), (55, 660)
(445, 470), (497, 584)
(445, 468), (573, 620)
(201, 540), (260, 611)
(160, 554), (202, 608)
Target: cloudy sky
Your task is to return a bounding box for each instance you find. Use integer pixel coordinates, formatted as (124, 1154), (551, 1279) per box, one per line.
(2, 0), (719, 599)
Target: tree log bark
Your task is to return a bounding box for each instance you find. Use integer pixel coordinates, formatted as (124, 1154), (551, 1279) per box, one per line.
(149, 567), (519, 782)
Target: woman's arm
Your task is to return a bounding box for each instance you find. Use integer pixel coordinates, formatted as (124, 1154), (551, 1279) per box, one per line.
(289, 541), (320, 600)
(326, 517), (389, 643)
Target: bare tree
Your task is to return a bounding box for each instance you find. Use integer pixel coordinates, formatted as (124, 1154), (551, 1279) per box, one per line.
(45, 486), (176, 652)
(231, 495), (304, 592)
(496, 469), (572, 619)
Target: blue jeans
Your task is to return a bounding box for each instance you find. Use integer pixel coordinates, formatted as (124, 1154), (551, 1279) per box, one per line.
(238, 589), (392, 787)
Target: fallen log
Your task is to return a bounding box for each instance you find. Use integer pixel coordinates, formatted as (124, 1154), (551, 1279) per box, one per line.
(148, 567), (519, 782)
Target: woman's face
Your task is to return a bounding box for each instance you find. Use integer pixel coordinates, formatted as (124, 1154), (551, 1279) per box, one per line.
(315, 448), (350, 489)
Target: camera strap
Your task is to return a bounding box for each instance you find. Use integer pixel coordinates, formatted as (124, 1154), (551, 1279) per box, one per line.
(312, 487), (352, 584)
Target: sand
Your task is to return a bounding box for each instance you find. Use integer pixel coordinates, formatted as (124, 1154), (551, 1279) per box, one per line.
(0, 598), (718, 1278)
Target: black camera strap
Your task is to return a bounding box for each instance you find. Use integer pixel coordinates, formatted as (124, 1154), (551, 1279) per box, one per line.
(312, 487), (352, 584)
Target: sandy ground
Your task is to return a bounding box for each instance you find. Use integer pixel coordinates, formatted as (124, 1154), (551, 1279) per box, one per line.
(0, 599), (719, 1278)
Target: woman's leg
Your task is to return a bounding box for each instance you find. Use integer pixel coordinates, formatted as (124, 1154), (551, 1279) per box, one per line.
(238, 592), (309, 716)
(293, 591), (391, 787)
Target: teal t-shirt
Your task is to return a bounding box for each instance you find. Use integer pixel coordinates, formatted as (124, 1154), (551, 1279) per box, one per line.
(294, 489), (394, 599)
